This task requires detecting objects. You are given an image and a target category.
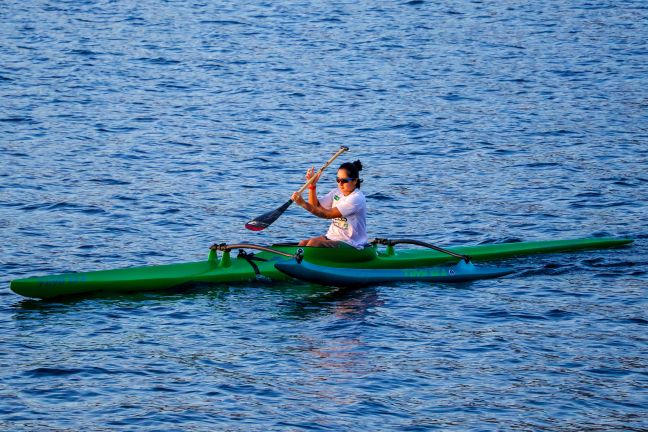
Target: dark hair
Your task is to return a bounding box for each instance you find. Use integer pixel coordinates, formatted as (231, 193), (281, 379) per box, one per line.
(338, 160), (363, 188)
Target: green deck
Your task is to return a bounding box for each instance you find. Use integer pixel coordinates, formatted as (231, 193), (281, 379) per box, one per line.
(9, 237), (633, 299)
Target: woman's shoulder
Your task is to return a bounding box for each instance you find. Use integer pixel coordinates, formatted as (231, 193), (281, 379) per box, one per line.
(347, 189), (366, 203)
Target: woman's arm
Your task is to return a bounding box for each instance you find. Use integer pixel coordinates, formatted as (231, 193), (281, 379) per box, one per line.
(291, 192), (343, 219)
(308, 185), (320, 207)
(305, 167), (320, 207)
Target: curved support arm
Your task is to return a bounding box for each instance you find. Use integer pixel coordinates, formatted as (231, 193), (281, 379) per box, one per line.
(371, 238), (471, 263)
(210, 243), (303, 261)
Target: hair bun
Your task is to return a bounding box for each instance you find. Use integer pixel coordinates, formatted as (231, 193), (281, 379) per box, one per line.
(352, 160), (363, 172)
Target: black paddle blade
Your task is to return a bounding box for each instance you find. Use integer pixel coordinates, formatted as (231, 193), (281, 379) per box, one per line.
(245, 200), (293, 231)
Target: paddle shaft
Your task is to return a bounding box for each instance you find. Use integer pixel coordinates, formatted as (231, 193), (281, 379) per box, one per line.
(295, 146), (349, 195)
(244, 146), (349, 231)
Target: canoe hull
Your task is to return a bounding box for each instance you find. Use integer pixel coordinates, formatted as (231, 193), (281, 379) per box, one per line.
(9, 237), (633, 299)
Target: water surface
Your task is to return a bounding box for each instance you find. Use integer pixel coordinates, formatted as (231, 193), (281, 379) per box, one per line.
(1, 0), (647, 430)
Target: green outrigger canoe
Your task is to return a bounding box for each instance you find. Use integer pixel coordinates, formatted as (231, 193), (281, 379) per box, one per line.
(9, 237), (632, 299)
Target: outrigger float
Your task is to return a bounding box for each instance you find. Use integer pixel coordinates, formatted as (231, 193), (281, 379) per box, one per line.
(9, 237), (632, 299)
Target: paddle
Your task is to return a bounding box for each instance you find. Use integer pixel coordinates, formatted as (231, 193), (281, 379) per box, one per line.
(245, 146), (349, 231)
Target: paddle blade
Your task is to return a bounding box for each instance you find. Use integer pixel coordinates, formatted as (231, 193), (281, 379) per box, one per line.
(245, 200), (293, 231)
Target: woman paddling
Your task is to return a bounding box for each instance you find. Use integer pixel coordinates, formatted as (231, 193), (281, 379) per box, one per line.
(291, 160), (367, 248)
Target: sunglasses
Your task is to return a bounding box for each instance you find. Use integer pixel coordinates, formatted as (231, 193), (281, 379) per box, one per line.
(336, 177), (357, 184)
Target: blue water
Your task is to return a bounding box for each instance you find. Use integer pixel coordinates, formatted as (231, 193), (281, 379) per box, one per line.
(1, 0), (647, 429)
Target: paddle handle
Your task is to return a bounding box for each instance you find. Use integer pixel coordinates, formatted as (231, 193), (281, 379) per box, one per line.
(295, 146), (349, 194)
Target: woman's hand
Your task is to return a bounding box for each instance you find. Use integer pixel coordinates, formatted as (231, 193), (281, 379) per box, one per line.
(305, 167), (321, 186)
(291, 191), (305, 206)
